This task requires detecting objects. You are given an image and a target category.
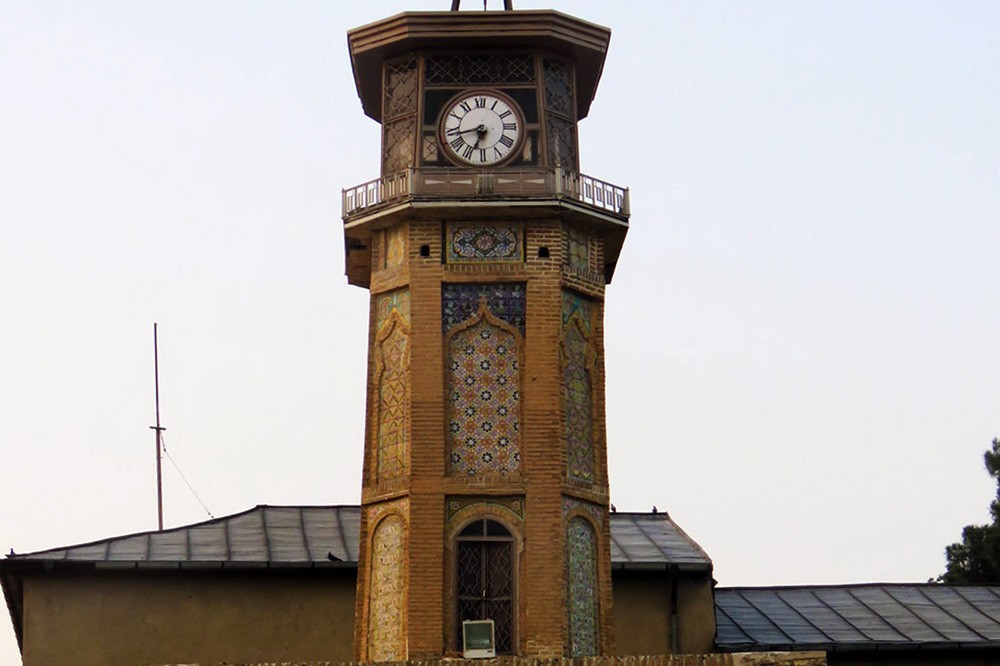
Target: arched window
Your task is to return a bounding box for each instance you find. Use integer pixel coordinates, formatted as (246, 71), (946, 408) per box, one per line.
(454, 518), (515, 654)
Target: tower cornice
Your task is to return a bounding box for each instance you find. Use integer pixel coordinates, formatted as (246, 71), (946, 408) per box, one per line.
(348, 10), (611, 122)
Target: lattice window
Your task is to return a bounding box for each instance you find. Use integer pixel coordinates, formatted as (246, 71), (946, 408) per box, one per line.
(567, 517), (599, 657)
(426, 53), (535, 87)
(368, 515), (407, 661)
(384, 57), (418, 120)
(383, 115), (416, 174)
(546, 113), (577, 169)
(543, 58), (573, 117)
(455, 519), (515, 654)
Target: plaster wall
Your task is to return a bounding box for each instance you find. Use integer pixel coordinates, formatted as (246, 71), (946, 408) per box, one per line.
(612, 571), (715, 655)
(21, 570), (356, 666)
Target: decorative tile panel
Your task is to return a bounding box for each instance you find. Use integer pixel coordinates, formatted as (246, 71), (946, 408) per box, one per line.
(562, 291), (596, 483)
(446, 316), (520, 477)
(374, 290), (410, 483)
(384, 225), (406, 269)
(565, 226), (590, 272)
(446, 496), (524, 522)
(567, 516), (599, 657)
(375, 289), (410, 332)
(368, 514), (406, 662)
(447, 223), (523, 263)
(442, 283), (525, 335)
(562, 497), (606, 526)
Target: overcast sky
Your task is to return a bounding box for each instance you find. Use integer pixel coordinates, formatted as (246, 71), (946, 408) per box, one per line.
(2, 1), (999, 663)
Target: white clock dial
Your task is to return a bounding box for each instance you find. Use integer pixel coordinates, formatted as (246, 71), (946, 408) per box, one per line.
(439, 90), (524, 166)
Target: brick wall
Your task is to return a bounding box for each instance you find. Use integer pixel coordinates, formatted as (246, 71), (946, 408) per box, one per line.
(155, 653), (828, 666)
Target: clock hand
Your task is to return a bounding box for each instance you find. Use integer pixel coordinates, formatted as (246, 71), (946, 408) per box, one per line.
(446, 124), (489, 137)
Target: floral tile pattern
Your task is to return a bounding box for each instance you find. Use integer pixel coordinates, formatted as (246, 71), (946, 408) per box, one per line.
(443, 285), (524, 478)
(442, 283), (525, 335)
(446, 318), (520, 477)
(447, 223), (522, 263)
(567, 516), (599, 657)
(562, 291), (595, 483)
(368, 514), (406, 662)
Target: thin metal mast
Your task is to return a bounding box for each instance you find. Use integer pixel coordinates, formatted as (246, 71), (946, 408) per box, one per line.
(150, 322), (165, 531)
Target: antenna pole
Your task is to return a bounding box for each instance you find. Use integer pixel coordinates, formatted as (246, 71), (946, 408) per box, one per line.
(150, 323), (165, 531)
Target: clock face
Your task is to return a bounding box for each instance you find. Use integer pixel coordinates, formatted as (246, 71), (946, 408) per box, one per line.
(439, 90), (524, 167)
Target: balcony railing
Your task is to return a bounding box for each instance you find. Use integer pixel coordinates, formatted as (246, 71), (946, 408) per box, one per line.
(343, 167), (629, 221)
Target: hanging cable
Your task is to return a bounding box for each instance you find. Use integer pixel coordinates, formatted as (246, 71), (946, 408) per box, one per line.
(160, 433), (215, 519)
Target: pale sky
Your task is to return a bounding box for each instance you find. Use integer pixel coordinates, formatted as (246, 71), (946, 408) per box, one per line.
(1, 1), (999, 664)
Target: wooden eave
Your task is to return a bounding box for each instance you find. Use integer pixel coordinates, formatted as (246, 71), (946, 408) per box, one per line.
(347, 10), (611, 123)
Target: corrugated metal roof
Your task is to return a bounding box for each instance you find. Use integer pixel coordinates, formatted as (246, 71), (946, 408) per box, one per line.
(716, 585), (1000, 651)
(7, 505), (708, 569)
(11, 506), (360, 565)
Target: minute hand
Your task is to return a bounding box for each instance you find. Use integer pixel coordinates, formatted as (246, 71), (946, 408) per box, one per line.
(446, 124), (488, 136)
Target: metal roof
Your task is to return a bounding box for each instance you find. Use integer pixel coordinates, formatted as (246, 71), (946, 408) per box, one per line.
(716, 584), (1000, 652)
(610, 512), (712, 571)
(6, 505), (710, 570)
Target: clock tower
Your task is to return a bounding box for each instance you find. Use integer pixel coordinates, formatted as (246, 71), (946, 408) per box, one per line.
(342, 5), (629, 660)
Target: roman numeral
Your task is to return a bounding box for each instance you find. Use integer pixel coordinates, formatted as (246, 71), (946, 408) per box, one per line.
(474, 96), (487, 108)
(462, 144), (475, 159)
(450, 136), (466, 150)
(498, 110), (512, 119)
(449, 112), (462, 121)
(502, 123), (517, 131)
(491, 100), (498, 110)
(478, 149), (487, 162)
(459, 101), (472, 113)
(494, 147), (503, 159)
(498, 134), (514, 148)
